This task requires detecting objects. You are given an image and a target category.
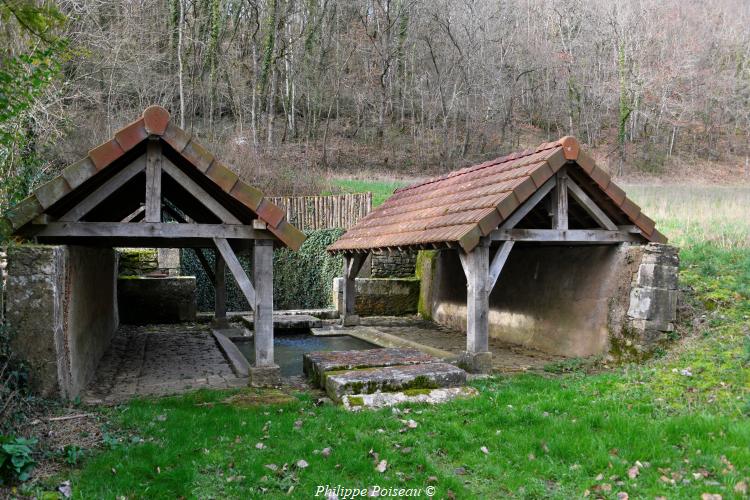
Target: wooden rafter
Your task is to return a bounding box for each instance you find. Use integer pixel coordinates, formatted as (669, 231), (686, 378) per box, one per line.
(161, 158), (241, 224)
(566, 177), (618, 230)
(59, 155), (146, 222)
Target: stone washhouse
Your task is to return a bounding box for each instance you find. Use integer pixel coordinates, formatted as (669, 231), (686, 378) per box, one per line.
(329, 137), (679, 373)
(3, 106), (305, 399)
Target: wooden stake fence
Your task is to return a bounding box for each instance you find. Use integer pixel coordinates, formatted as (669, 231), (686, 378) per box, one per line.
(268, 192), (373, 230)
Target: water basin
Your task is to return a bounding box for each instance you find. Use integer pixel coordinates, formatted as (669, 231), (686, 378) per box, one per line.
(233, 333), (377, 377)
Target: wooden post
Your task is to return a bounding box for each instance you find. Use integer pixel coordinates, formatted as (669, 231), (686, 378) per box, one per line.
(458, 243), (492, 373)
(145, 140), (162, 223)
(342, 253), (366, 326)
(253, 239), (275, 368)
(213, 250), (228, 328)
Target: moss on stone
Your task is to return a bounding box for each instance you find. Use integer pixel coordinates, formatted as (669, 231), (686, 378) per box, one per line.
(347, 396), (365, 406)
(403, 388), (432, 396)
(416, 250), (438, 320)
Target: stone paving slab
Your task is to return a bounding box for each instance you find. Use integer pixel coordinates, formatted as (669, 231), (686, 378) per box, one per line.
(84, 323), (246, 404)
(325, 362), (467, 401)
(303, 348), (438, 387)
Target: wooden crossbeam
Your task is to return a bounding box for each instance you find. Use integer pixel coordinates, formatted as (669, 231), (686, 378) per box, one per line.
(213, 237), (256, 309)
(60, 155), (146, 221)
(34, 221), (273, 240)
(161, 159), (241, 224)
(490, 228), (642, 243)
(566, 179), (618, 230)
(145, 140), (162, 222)
(488, 241), (514, 291)
(499, 176), (556, 230)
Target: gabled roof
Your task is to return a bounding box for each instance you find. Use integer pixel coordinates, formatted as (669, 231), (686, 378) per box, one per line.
(3, 105), (305, 250)
(329, 136), (666, 253)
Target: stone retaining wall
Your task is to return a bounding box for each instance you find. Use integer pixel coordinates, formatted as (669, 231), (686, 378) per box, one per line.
(370, 251), (417, 278)
(118, 276), (197, 324)
(6, 245), (119, 399)
(333, 277), (420, 316)
(418, 243), (679, 358)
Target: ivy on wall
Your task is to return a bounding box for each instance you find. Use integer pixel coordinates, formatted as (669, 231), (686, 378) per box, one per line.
(181, 228), (344, 312)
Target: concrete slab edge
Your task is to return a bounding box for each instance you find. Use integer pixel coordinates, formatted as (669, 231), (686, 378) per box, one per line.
(342, 386), (478, 411)
(334, 325), (456, 360)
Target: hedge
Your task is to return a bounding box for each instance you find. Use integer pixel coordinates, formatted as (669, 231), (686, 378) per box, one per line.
(181, 228), (344, 312)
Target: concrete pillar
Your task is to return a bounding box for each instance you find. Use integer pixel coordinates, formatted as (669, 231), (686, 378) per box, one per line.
(458, 245), (493, 373)
(250, 239), (279, 386)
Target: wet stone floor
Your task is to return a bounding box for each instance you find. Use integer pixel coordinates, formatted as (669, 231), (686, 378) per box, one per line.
(84, 323), (246, 404)
(360, 316), (564, 372)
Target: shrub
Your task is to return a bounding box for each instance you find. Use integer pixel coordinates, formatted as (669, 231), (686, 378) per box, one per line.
(0, 435), (37, 484)
(181, 228), (345, 311)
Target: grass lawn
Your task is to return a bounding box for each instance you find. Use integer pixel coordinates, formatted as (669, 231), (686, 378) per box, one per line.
(327, 178), (409, 207)
(24, 184), (750, 499)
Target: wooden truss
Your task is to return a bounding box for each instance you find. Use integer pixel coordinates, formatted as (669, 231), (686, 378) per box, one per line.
(27, 137), (279, 370)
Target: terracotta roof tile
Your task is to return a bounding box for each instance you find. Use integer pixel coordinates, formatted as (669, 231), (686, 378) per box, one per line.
(143, 105), (170, 135)
(62, 158), (97, 190)
(35, 176), (71, 209)
(329, 136), (665, 252)
(89, 139), (125, 170)
(182, 139), (214, 172)
(205, 161), (239, 192)
(114, 119), (148, 152)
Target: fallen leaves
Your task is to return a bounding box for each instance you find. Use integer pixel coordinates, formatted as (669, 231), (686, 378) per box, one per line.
(627, 465), (640, 480)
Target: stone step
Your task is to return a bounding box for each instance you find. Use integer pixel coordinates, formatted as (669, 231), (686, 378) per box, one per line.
(303, 348), (439, 387)
(324, 362), (467, 402)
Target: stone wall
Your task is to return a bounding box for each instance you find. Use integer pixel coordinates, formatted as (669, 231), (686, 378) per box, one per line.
(6, 245), (119, 399)
(418, 243), (679, 358)
(118, 276), (197, 324)
(370, 251), (417, 278)
(333, 277), (420, 316)
(118, 248), (181, 276)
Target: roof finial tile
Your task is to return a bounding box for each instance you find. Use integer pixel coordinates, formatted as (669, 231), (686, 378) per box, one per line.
(143, 105), (170, 135)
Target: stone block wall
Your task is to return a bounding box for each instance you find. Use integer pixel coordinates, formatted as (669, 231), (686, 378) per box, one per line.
(370, 251), (417, 278)
(619, 244), (680, 351)
(333, 277), (420, 316)
(6, 245), (119, 399)
(118, 248), (181, 276)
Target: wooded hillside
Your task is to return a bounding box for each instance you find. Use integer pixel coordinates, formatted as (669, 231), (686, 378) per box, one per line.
(3, 0), (750, 202)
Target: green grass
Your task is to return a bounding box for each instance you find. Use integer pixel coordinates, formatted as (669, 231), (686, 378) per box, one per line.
(328, 178), (409, 207)
(33, 184), (750, 498)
